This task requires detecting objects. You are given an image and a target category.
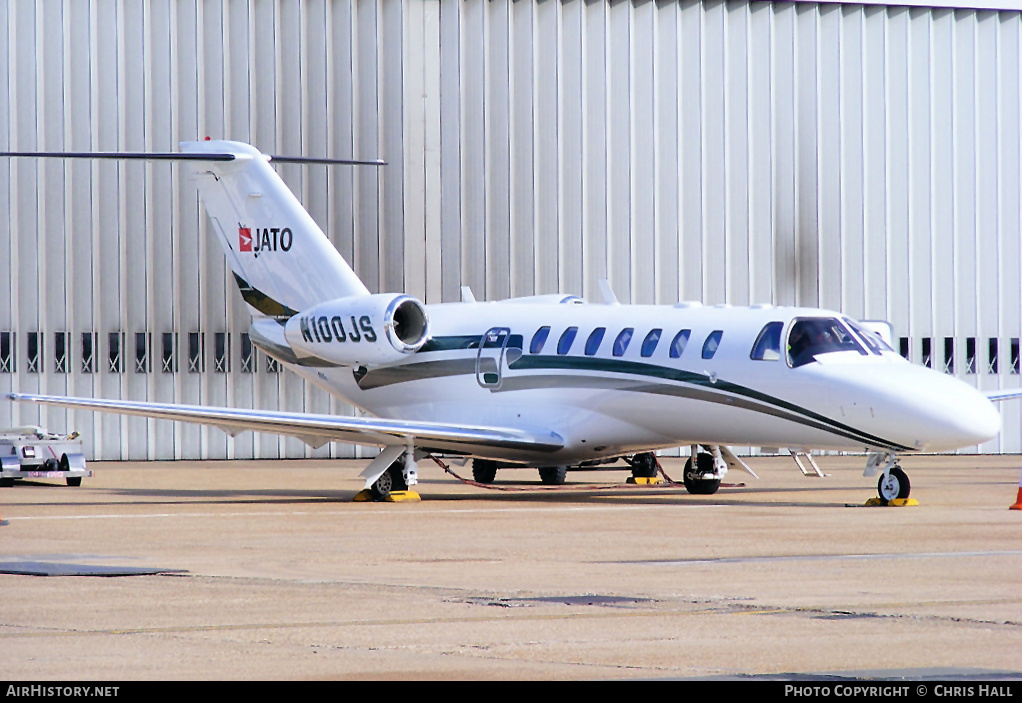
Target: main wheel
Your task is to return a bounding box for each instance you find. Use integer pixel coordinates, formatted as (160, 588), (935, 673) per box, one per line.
(629, 453), (658, 479)
(370, 463), (408, 501)
(877, 465), (910, 504)
(472, 459), (498, 484)
(66, 477), (81, 487)
(683, 453), (721, 495)
(538, 466), (567, 485)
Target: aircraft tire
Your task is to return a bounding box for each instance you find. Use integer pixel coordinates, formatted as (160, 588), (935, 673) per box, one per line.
(370, 463), (408, 501)
(876, 465), (910, 504)
(539, 466), (567, 485)
(683, 454), (721, 495)
(66, 477), (81, 487)
(630, 453), (658, 479)
(472, 459), (498, 484)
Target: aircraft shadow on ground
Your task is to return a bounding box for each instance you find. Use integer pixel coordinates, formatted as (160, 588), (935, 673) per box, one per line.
(5, 476), (878, 509)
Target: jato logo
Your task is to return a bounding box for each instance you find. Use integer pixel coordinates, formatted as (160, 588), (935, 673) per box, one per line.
(239, 226), (293, 253)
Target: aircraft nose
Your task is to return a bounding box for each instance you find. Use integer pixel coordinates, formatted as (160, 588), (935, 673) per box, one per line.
(894, 367), (1001, 450)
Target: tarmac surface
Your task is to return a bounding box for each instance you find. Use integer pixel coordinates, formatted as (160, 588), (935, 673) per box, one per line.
(1, 453), (1020, 681)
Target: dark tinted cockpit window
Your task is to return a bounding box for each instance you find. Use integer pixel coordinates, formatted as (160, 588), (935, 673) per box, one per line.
(844, 318), (895, 355)
(750, 322), (784, 361)
(787, 318), (867, 367)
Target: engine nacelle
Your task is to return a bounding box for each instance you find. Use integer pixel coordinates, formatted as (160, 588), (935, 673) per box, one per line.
(284, 294), (429, 367)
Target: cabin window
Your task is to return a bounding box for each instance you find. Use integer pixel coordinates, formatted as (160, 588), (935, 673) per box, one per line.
(585, 328), (605, 356)
(530, 326), (550, 354)
(787, 318), (866, 368)
(641, 329), (662, 358)
(750, 322), (784, 361)
(613, 328), (634, 357)
(669, 330), (691, 358)
(557, 327), (578, 355)
(702, 330), (723, 359)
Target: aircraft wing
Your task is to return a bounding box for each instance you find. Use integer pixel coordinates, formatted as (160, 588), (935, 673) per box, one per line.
(985, 389), (1022, 402)
(8, 393), (564, 455)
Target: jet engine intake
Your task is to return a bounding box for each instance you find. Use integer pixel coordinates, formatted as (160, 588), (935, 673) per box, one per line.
(284, 293), (429, 366)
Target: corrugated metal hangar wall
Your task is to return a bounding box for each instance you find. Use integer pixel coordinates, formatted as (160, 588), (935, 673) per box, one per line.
(2, 0), (1021, 460)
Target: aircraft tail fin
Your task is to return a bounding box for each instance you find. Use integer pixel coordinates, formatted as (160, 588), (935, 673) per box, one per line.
(180, 140), (371, 319)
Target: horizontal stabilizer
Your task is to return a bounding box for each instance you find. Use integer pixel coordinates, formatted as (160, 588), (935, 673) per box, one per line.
(0, 150), (385, 166)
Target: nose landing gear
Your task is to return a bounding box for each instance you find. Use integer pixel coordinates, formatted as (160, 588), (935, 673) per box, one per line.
(877, 465), (911, 504)
(865, 452), (913, 505)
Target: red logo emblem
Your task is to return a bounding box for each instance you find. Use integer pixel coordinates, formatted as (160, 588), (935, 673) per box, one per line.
(239, 227), (252, 252)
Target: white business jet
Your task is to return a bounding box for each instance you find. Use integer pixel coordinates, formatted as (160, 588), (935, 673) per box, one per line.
(4, 141), (1004, 502)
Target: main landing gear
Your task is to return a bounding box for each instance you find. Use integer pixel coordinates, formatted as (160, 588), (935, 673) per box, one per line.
(357, 444), (420, 502)
(475, 453), (659, 487)
(865, 452), (912, 505)
(682, 445), (727, 495)
(626, 452), (658, 480)
(471, 449), (731, 494)
(370, 460), (409, 500)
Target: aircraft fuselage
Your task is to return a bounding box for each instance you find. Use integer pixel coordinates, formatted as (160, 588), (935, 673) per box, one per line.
(273, 300), (1001, 466)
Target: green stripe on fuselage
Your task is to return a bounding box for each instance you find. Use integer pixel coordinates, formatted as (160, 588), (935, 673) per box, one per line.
(352, 340), (912, 452)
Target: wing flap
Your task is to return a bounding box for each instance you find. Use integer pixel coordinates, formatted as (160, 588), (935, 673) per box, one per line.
(9, 394), (564, 454)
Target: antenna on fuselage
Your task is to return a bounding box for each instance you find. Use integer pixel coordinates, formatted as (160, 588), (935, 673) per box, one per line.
(598, 279), (619, 306)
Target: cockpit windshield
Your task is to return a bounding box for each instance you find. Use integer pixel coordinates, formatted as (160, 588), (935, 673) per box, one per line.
(787, 317), (867, 368)
(843, 318), (896, 354)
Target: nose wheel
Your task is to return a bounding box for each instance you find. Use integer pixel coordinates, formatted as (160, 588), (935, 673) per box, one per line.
(877, 465), (911, 504)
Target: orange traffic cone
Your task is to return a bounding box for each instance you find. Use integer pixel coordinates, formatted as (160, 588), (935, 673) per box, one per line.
(1011, 467), (1022, 511)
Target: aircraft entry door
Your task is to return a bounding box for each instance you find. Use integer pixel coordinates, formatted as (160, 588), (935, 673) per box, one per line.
(476, 327), (511, 390)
